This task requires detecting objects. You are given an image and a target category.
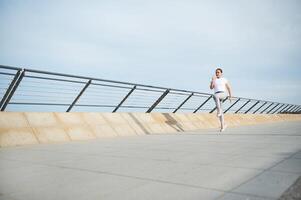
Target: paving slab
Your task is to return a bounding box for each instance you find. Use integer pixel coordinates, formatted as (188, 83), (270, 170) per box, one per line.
(0, 121), (301, 200)
(233, 171), (299, 199)
(279, 176), (301, 200)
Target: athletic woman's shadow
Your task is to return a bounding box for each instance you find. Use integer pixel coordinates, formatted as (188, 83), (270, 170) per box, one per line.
(162, 113), (184, 132)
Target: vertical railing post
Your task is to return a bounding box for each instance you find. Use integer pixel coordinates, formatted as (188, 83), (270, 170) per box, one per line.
(260, 102), (274, 114)
(113, 85), (136, 113)
(0, 70), (21, 109)
(224, 98), (240, 114)
(0, 69), (25, 111)
(267, 103), (280, 114)
(209, 97), (228, 113)
(282, 105), (293, 113)
(289, 106), (296, 113)
(272, 104), (285, 114)
(244, 100), (260, 114)
(146, 89), (170, 113)
(289, 105), (298, 113)
(235, 100), (250, 114)
(291, 106), (300, 113)
(253, 101), (267, 114)
(173, 93), (193, 113)
(286, 105), (296, 113)
(66, 79), (91, 112)
(278, 104), (290, 114)
(193, 95), (212, 113)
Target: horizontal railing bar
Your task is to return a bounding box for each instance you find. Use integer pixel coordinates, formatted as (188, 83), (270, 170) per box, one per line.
(13, 67), (214, 96)
(169, 91), (211, 97)
(24, 75), (87, 84)
(6, 96), (299, 111)
(193, 95), (214, 98)
(169, 91), (192, 96)
(135, 88), (166, 93)
(7, 103), (159, 109)
(272, 104), (285, 114)
(231, 97), (291, 107)
(0, 68), (294, 106)
(51, 95), (146, 100)
(11, 102), (73, 105)
(14, 91), (79, 95)
(90, 82), (133, 90)
(153, 107), (178, 110)
(21, 79), (84, 85)
(15, 85), (83, 90)
(7, 102), (204, 111)
(11, 97), (76, 101)
(279, 104), (290, 113)
(24, 68), (176, 91)
(10, 97), (75, 101)
(177, 108), (195, 110)
(154, 100), (187, 104)
(9, 102), (70, 106)
(76, 104), (147, 108)
(73, 105), (156, 109)
(31, 96), (126, 101)
(80, 95), (134, 99)
(0, 65), (22, 71)
(0, 72), (16, 76)
(81, 96), (159, 101)
(1, 65), (300, 109)
(9, 96), (76, 99)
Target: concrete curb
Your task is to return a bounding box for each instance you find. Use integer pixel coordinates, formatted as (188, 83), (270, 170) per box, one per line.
(0, 112), (300, 147)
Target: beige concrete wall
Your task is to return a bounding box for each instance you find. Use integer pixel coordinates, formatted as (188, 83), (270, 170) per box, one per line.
(0, 112), (300, 147)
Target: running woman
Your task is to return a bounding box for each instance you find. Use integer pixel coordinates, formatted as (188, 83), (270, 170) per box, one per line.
(210, 68), (232, 132)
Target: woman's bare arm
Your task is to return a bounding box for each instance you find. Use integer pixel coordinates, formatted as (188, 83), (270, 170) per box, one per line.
(210, 76), (216, 90)
(226, 82), (232, 101)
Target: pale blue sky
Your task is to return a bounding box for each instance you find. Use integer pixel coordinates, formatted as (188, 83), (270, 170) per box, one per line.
(1, 0), (301, 104)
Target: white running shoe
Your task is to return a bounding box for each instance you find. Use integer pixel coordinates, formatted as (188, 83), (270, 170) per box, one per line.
(220, 124), (227, 132)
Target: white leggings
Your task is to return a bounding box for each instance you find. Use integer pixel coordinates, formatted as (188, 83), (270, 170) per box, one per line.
(214, 92), (227, 127)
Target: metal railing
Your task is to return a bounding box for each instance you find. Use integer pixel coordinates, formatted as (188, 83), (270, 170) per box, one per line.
(0, 65), (300, 114)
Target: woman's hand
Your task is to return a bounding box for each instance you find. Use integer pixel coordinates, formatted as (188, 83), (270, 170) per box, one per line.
(210, 76), (216, 90)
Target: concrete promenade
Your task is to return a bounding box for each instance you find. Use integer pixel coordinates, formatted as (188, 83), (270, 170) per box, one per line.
(0, 121), (301, 200)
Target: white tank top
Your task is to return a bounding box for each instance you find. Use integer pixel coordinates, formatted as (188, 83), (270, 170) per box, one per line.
(213, 77), (228, 93)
